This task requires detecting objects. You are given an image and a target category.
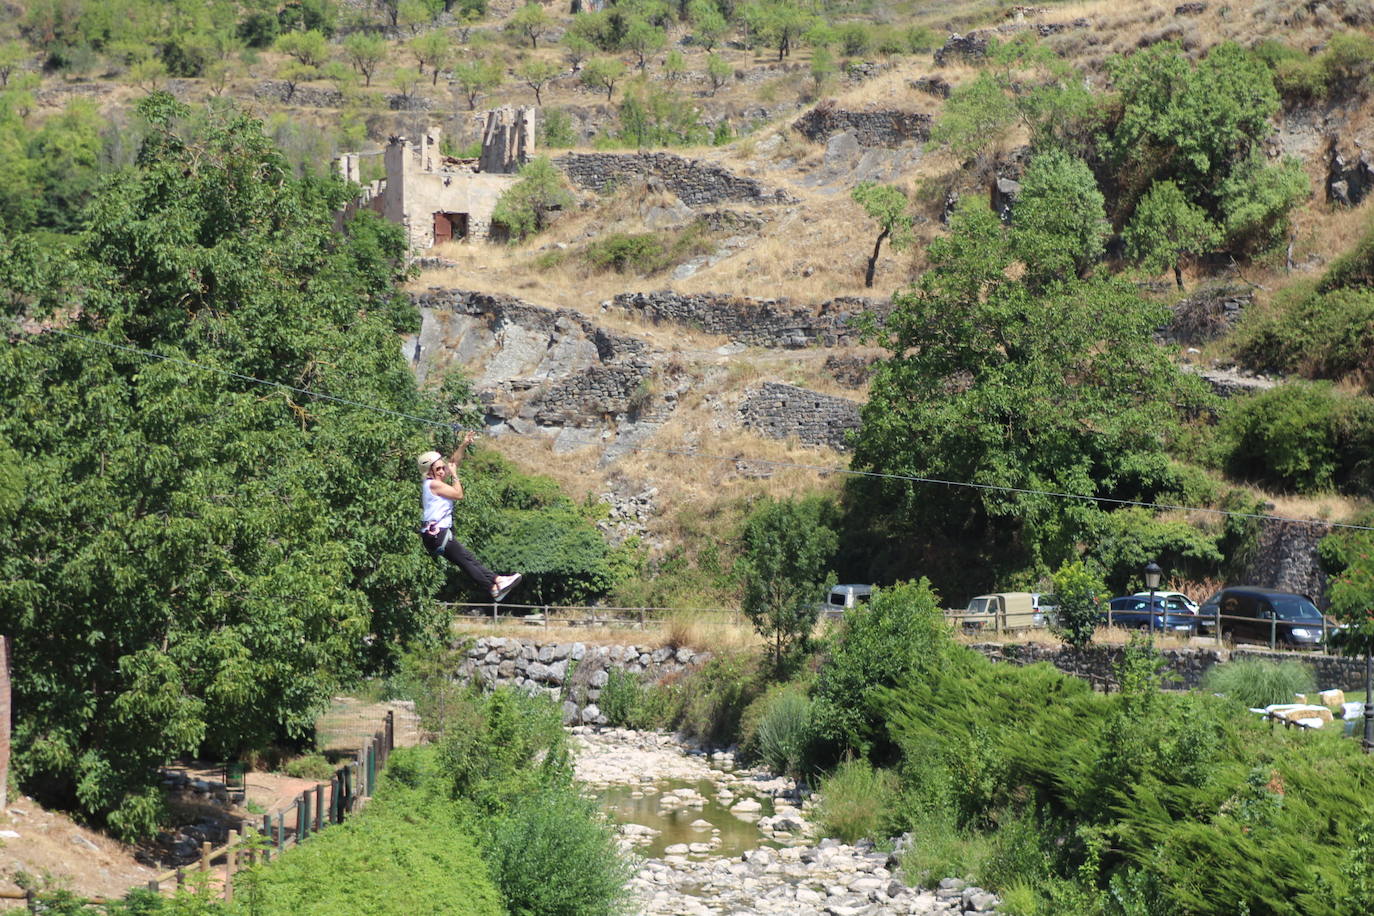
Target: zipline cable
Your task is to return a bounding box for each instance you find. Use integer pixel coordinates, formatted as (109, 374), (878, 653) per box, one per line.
(10, 322), (1374, 533)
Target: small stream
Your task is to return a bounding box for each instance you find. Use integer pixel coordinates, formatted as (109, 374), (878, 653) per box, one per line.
(595, 776), (780, 859)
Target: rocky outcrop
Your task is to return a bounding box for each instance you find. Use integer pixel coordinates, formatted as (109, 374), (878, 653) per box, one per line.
(739, 382), (862, 450)
(455, 637), (707, 725)
(909, 75), (952, 98)
(1326, 140), (1374, 206)
(934, 33), (990, 65)
(793, 104), (933, 148)
(408, 289), (683, 453)
(609, 290), (886, 348)
(553, 152), (797, 206)
(1183, 365), (1278, 398)
(823, 354), (877, 388)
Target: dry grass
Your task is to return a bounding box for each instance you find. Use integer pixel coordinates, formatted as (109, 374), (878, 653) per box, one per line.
(449, 611), (763, 652)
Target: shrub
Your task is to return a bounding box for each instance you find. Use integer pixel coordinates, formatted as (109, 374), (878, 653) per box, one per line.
(284, 754), (334, 780)
(1201, 658), (1316, 708)
(482, 787), (634, 916)
(1233, 287), (1374, 383)
(808, 580), (948, 766)
(583, 232), (666, 273)
(539, 108), (577, 148)
(237, 11), (281, 48)
(1049, 560), (1106, 649)
(437, 687), (571, 813)
(491, 156), (573, 241)
(815, 758), (900, 843)
(745, 685), (812, 777)
(599, 667), (642, 727)
(674, 651), (766, 747)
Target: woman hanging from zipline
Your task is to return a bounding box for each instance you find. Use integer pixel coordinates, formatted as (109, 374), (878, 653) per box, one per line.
(418, 432), (523, 601)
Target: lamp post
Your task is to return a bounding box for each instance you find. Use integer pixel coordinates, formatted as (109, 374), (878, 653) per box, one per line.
(1364, 649), (1372, 754)
(1144, 561), (1163, 635)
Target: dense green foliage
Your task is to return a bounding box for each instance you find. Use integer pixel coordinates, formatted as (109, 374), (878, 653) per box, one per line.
(814, 758), (900, 844)
(851, 181), (911, 289)
(0, 95), (442, 837)
(1200, 657), (1317, 709)
(849, 198), (1209, 594)
(1049, 560), (1105, 649)
(491, 155), (574, 241)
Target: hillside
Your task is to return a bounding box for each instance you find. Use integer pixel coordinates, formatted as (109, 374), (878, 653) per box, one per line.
(4, 0), (1374, 606)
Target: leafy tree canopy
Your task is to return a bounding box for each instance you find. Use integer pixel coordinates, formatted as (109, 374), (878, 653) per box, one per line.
(848, 199), (1210, 593)
(739, 495), (838, 667)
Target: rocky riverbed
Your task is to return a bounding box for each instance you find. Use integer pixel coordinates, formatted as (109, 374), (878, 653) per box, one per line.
(571, 727), (1002, 915)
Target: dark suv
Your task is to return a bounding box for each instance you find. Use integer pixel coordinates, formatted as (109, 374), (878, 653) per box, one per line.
(1197, 587), (1334, 648)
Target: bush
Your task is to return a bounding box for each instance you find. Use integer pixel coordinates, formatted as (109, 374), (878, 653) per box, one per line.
(1232, 286), (1374, 384)
(249, 748), (503, 916)
(1214, 381), (1374, 494)
(808, 580), (948, 766)
(482, 787), (634, 916)
(491, 156), (573, 241)
(284, 754), (334, 780)
(437, 687), (571, 814)
(1049, 560), (1106, 649)
(583, 232), (666, 273)
(815, 758), (900, 843)
(674, 651), (767, 747)
(539, 108), (577, 148)
(1201, 658), (1316, 708)
(237, 12), (281, 48)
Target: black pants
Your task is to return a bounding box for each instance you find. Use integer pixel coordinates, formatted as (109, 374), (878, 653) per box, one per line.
(421, 529), (497, 593)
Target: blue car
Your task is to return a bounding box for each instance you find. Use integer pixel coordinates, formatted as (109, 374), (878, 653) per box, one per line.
(1103, 595), (1199, 635)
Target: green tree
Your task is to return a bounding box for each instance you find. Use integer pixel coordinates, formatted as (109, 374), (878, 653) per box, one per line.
(516, 56), (560, 105)
(452, 57), (503, 109)
(507, 2), (553, 49)
(1010, 148), (1109, 289)
(562, 33), (594, 69)
(706, 52), (731, 95)
(849, 199), (1209, 593)
(623, 17), (666, 70)
(851, 182), (911, 289)
(1124, 180), (1222, 289)
(748, 0), (814, 61)
(1326, 531), (1374, 660)
(580, 56), (626, 101)
(1049, 560), (1107, 649)
(343, 32), (387, 87)
(809, 46), (834, 92)
(410, 30), (454, 85)
(490, 155), (573, 240)
(0, 41), (29, 88)
(689, 0), (728, 51)
(739, 496), (838, 667)
(0, 94), (441, 838)
(663, 48), (685, 81)
(275, 29), (330, 68)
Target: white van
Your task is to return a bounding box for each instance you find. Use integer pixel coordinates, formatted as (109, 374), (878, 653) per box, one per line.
(821, 584), (875, 619)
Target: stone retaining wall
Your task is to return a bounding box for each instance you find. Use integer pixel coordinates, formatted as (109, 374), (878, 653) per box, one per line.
(553, 152), (797, 206)
(740, 382), (862, 450)
(793, 106), (933, 148)
(975, 642), (1369, 692)
(1244, 520), (1333, 607)
(609, 290), (886, 348)
(456, 636), (707, 726)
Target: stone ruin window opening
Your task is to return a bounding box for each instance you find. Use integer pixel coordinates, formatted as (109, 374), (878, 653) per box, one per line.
(434, 212), (470, 244)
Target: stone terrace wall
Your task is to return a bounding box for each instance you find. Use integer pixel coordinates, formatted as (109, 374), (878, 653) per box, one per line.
(793, 107), (932, 148)
(456, 636), (707, 726)
(610, 290), (886, 348)
(554, 152), (797, 206)
(740, 382), (862, 451)
(1244, 520), (1332, 609)
(976, 643), (1370, 692)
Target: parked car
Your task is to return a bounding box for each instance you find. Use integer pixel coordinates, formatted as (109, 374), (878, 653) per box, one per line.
(821, 584), (875, 619)
(1103, 595), (1200, 635)
(1030, 593), (1058, 628)
(1197, 587), (1336, 648)
(963, 592), (1042, 630)
(1131, 590), (1199, 615)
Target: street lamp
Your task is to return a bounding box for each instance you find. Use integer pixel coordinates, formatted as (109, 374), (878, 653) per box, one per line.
(1144, 561), (1163, 635)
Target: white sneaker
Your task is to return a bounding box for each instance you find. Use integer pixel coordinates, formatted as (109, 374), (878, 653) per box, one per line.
(491, 573), (523, 601)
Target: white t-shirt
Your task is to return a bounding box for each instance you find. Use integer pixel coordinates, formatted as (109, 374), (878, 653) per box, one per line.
(421, 479), (453, 530)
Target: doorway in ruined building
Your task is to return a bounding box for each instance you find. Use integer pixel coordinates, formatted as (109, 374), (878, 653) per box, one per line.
(433, 212), (469, 244)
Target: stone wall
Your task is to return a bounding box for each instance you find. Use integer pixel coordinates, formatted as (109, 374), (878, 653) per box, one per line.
(1156, 284), (1252, 346)
(456, 636), (707, 725)
(1244, 520), (1333, 607)
(553, 152), (798, 206)
(975, 642), (1369, 692)
(739, 382), (862, 451)
(792, 106), (933, 148)
(609, 290), (886, 348)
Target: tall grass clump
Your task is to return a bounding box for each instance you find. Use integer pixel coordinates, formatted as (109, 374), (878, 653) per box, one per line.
(1201, 657), (1316, 708)
(743, 685), (812, 777)
(815, 758), (900, 843)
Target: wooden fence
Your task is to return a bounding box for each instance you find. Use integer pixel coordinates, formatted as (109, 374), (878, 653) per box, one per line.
(1, 712), (396, 912)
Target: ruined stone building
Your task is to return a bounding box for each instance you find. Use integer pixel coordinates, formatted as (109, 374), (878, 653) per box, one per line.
(336, 106), (536, 250)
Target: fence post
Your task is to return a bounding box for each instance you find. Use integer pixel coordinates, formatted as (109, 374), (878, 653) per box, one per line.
(261, 814), (271, 860)
(1270, 615), (1277, 650)
(276, 811), (284, 853)
(295, 797), (304, 843)
(491, 601), (497, 623)
(200, 841), (211, 872)
(176, 868), (185, 888)
(367, 742), (376, 795)
(386, 710), (395, 756)
(224, 829), (237, 902)
(639, 608), (644, 629)
(314, 783), (324, 832)
(302, 790), (312, 841)
(1215, 606), (1223, 647)
(146, 879), (158, 894)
